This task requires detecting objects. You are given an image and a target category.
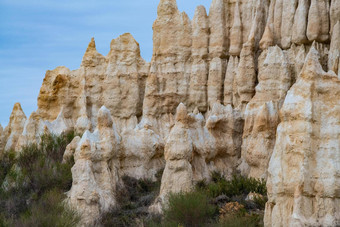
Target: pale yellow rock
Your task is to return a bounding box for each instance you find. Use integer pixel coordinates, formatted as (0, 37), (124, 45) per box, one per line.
(281, 0), (298, 49)
(260, 0), (275, 50)
(3, 103), (27, 151)
(208, 57), (225, 108)
(224, 56), (239, 106)
(247, 0), (270, 51)
(273, 0), (283, 46)
(307, 0), (330, 42)
(153, 102), (244, 213)
(209, 0), (227, 57)
(144, 0), (192, 119)
(292, 0), (309, 44)
(2, 1), (340, 225)
(242, 46), (293, 179)
(189, 5), (209, 112)
(120, 125), (165, 180)
(264, 47), (340, 227)
(233, 40), (256, 112)
(229, 1), (242, 56)
(191, 6), (209, 59)
(330, 0), (340, 35)
(66, 106), (121, 226)
(36, 33), (148, 137)
(287, 44), (307, 79)
(260, 25), (275, 50)
(329, 21), (340, 72)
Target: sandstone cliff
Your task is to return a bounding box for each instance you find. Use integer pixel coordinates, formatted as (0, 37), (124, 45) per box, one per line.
(1, 0), (339, 226)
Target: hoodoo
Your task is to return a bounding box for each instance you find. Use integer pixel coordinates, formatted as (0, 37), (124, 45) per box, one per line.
(0, 0), (339, 226)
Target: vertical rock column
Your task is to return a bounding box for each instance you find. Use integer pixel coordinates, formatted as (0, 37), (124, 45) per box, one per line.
(66, 107), (121, 226)
(233, 40), (256, 113)
(264, 48), (340, 227)
(208, 0), (227, 108)
(144, 0), (192, 118)
(3, 103), (27, 151)
(241, 46), (293, 179)
(292, 0), (309, 44)
(189, 5), (209, 112)
(158, 103), (194, 203)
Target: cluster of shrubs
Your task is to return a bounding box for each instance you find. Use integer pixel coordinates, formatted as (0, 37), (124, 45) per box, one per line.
(99, 171), (267, 227)
(0, 132), (80, 227)
(147, 172), (267, 227)
(99, 170), (163, 227)
(0, 133), (267, 227)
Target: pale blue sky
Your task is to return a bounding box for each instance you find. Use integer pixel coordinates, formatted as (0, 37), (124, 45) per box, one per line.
(0, 0), (211, 126)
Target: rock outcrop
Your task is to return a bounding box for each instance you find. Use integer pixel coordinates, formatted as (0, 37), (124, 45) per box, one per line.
(264, 47), (340, 227)
(65, 107), (121, 226)
(1, 0), (339, 226)
(2, 103), (27, 151)
(241, 46), (293, 178)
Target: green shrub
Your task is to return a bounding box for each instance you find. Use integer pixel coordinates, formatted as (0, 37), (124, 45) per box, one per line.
(0, 132), (78, 225)
(253, 195), (268, 210)
(163, 191), (217, 227)
(202, 173), (267, 198)
(100, 171), (164, 227)
(218, 212), (264, 227)
(0, 150), (16, 184)
(12, 189), (80, 227)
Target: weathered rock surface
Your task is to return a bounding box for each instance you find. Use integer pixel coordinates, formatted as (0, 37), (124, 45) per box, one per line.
(264, 47), (340, 227)
(241, 46), (293, 178)
(1, 0), (339, 226)
(151, 102), (243, 212)
(66, 107), (121, 226)
(2, 103), (27, 151)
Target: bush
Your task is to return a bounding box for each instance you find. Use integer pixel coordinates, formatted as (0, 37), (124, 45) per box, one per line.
(12, 189), (80, 227)
(100, 171), (164, 227)
(0, 132), (79, 225)
(203, 173), (267, 198)
(218, 212), (264, 227)
(0, 150), (16, 184)
(163, 191), (216, 227)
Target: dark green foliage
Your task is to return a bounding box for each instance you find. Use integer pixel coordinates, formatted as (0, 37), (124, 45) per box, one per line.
(253, 195), (267, 210)
(100, 171), (163, 227)
(163, 191), (217, 227)
(0, 150), (16, 184)
(203, 172), (267, 198)
(11, 189), (80, 227)
(0, 132), (79, 226)
(218, 212), (264, 227)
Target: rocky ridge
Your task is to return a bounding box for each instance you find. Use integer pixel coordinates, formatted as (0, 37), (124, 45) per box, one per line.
(0, 0), (339, 226)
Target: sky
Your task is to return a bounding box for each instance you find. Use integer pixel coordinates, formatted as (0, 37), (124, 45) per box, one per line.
(0, 0), (211, 127)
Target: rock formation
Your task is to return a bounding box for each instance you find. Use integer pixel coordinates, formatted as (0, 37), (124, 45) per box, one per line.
(1, 0), (339, 226)
(65, 107), (121, 226)
(264, 47), (340, 227)
(2, 103), (27, 151)
(241, 46), (293, 178)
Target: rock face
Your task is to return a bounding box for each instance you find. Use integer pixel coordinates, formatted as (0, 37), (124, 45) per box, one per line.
(241, 46), (293, 178)
(264, 47), (340, 227)
(65, 107), (121, 226)
(1, 0), (339, 226)
(2, 103), (27, 151)
(37, 33), (149, 134)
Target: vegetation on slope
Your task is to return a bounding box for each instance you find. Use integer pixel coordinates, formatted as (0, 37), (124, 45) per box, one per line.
(0, 132), (80, 227)
(0, 133), (267, 227)
(100, 171), (267, 227)
(147, 172), (267, 227)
